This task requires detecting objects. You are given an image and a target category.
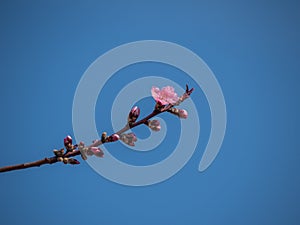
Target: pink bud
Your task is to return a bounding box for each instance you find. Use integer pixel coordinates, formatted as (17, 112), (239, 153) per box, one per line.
(90, 147), (104, 158)
(110, 134), (120, 142)
(178, 109), (188, 119)
(94, 150), (104, 158)
(90, 147), (99, 154)
(128, 106), (140, 123)
(130, 106), (140, 118)
(64, 135), (72, 146)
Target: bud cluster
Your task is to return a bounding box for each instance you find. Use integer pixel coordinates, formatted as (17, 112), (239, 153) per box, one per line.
(53, 147), (80, 165)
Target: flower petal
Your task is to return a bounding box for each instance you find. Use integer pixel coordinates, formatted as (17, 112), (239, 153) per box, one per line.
(151, 86), (160, 101)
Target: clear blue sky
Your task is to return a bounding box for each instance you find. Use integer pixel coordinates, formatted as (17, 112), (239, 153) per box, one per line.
(0, 1), (299, 225)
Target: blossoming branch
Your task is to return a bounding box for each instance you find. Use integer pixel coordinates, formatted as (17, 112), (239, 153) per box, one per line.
(0, 85), (194, 173)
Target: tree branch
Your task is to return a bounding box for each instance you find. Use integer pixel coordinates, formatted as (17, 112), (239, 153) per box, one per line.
(0, 85), (194, 173)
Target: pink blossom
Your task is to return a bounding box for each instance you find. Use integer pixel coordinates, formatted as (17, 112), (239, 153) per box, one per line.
(178, 109), (188, 119)
(151, 86), (179, 105)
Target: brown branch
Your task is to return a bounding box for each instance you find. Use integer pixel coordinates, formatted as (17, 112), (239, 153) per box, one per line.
(0, 150), (82, 173)
(0, 157), (56, 173)
(0, 85), (194, 173)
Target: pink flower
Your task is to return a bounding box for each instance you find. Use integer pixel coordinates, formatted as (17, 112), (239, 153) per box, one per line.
(178, 109), (188, 119)
(151, 86), (179, 105)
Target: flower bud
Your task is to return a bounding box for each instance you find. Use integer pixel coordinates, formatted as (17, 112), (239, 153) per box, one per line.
(89, 147), (104, 158)
(78, 142), (85, 151)
(68, 158), (80, 165)
(64, 135), (72, 146)
(147, 120), (161, 131)
(57, 157), (63, 162)
(168, 108), (188, 119)
(80, 152), (87, 160)
(128, 106), (140, 124)
(108, 134), (120, 142)
(77, 142), (88, 160)
(64, 135), (75, 152)
(53, 148), (64, 157)
(120, 133), (137, 146)
(101, 132), (107, 143)
(178, 109), (188, 119)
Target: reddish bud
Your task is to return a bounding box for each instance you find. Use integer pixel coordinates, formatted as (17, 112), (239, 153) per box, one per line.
(109, 134), (120, 142)
(64, 135), (72, 146)
(128, 106), (140, 124)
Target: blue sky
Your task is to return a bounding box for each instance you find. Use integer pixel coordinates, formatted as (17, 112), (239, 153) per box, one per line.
(0, 1), (299, 225)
